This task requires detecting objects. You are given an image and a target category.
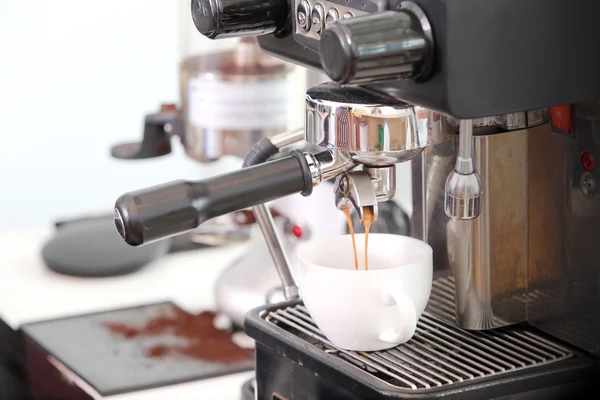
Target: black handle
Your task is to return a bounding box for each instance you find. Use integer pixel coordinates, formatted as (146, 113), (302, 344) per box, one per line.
(110, 106), (183, 160)
(114, 152), (312, 246)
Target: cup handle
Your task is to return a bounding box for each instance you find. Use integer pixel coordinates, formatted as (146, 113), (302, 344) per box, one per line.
(378, 291), (417, 344)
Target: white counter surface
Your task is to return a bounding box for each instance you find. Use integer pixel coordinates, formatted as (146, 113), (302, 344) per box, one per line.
(0, 226), (255, 399)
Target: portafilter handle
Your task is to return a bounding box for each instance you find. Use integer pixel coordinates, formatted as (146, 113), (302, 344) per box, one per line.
(114, 151), (313, 246)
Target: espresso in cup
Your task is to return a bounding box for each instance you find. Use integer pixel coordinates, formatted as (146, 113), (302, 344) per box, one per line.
(297, 233), (433, 351)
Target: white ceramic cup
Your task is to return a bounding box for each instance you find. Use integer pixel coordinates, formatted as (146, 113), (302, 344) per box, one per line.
(297, 233), (433, 351)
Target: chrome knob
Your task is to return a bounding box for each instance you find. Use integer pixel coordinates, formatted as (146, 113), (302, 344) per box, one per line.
(319, 3), (433, 84)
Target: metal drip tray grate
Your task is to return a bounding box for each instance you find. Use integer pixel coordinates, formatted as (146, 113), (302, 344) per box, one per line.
(427, 275), (532, 327)
(264, 305), (574, 391)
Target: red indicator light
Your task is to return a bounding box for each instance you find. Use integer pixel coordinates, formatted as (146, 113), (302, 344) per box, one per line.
(291, 225), (303, 238)
(160, 103), (177, 112)
(582, 151), (596, 172)
(549, 105), (572, 133)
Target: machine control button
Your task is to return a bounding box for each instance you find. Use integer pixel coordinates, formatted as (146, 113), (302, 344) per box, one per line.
(294, 0), (368, 41)
(192, 0), (287, 39)
(298, 0), (312, 31)
(311, 4), (326, 34)
(319, 5), (434, 84)
(326, 8), (339, 25)
(582, 151), (596, 171)
(581, 172), (598, 199)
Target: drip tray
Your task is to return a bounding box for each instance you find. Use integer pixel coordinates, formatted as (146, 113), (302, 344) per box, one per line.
(267, 305), (576, 389)
(245, 300), (596, 399)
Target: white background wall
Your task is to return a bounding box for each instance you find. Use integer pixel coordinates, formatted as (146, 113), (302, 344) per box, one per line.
(0, 0), (411, 232)
(0, 0), (241, 231)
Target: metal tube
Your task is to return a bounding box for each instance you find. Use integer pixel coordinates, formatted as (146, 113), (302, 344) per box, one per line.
(249, 129), (305, 301)
(270, 128), (305, 149)
(444, 119), (482, 220)
(456, 119), (474, 174)
(248, 137), (354, 302)
(249, 148), (354, 302)
(253, 203), (299, 300)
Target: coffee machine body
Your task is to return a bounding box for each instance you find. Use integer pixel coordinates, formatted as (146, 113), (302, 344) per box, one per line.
(114, 0), (600, 398)
(242, 113), (600, 399)
(412, 108), (600, 356)
(249, 0), (600, 397)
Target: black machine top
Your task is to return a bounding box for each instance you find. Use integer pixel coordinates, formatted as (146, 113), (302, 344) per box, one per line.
(192, 0), (600, 119)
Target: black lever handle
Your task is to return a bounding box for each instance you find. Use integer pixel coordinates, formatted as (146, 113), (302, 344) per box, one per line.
(114, 151), (312, 246)
(110, 105), (183, 160)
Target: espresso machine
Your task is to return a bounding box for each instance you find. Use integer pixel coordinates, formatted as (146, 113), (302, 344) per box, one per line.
(112, 0), (600, 398)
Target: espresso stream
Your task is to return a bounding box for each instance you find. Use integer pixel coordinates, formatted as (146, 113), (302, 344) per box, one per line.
(343, 206), (375, 271)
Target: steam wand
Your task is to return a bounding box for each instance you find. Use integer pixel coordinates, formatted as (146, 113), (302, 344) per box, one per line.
(444, 119), (482, 219)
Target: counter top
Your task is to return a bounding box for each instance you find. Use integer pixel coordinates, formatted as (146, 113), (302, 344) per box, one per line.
(0, 226), (254, 399)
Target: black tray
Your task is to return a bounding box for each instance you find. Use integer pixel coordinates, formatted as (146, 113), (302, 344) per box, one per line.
(21, 301), (253, 397)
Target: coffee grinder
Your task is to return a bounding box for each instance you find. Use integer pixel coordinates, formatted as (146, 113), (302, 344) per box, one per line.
(112, 0), (600, 398)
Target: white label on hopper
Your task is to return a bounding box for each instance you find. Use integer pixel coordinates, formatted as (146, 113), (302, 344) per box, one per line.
(188, 77), (292, 130)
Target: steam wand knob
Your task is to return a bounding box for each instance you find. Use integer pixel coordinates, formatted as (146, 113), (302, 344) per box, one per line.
(444, 119), (482, 220)
(319, 2), (434, 84)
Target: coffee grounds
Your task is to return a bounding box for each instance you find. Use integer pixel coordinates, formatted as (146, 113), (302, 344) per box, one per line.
(104, 323), (139, 339)
(146, 344), (169, 358)
(104, 307), (253, 365)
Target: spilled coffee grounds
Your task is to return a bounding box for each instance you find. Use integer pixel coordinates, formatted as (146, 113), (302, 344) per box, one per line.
(104, 307), (253, 364)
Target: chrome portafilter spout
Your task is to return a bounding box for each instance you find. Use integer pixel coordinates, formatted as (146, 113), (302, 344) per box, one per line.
(333, 166), (397, 222)
(335, 171), (379, 221)
(444, 119), (483, 219)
